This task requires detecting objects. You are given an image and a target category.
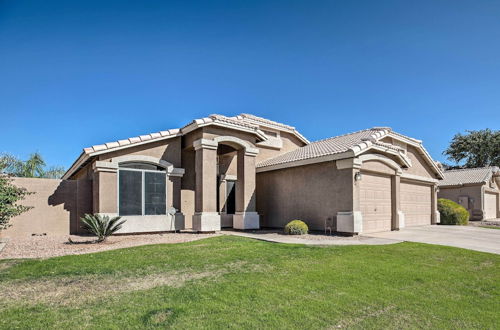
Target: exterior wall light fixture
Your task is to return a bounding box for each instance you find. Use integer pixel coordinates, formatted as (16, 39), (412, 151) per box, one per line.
(354, 172), (362, 181)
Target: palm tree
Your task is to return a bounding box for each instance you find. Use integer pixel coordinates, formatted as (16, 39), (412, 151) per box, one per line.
(0, 152), (65, 178)
(20, 152), (46, 178)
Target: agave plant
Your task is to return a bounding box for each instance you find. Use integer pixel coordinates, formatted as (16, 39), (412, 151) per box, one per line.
(80, 214), (126, 242)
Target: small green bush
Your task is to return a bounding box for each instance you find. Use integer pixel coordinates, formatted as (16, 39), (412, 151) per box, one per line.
(284, 220), (308, 235)
(438, 198), (469, 225)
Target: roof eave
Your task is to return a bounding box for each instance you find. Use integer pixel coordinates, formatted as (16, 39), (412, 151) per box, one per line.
(62, 152), (90, 180)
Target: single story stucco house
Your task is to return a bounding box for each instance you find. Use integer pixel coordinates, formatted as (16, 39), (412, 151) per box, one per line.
(438, 167), (500, 220)
(2, 114), (445, 237)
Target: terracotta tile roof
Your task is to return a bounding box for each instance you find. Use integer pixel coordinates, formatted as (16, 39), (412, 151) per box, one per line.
(257, 128), (390, 168)
(438, 167), (499, 187)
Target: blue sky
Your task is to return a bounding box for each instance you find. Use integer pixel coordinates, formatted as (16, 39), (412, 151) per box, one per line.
(1, 0), (499, 169)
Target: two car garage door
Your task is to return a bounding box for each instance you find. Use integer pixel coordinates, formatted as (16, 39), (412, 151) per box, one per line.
(359, 173), (432, 234)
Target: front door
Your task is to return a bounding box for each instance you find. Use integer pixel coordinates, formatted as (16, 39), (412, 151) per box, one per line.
(226, 180), (236, 215)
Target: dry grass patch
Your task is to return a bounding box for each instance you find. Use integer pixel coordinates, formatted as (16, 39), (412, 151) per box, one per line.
(0, 260), (273, 306)
(0, 260), (23, 271)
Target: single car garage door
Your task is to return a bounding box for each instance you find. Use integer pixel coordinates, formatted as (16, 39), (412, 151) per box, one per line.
(484, 192), (498, 219)
(401, 181), (431, 227)
(360, 173), (392, 233)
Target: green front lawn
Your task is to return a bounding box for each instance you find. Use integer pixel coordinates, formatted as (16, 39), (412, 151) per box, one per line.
(479, 225), (500, 230)
(0, 236), (498, 329)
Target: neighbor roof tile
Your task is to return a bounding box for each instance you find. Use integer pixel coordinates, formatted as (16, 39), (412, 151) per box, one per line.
(438, 167), (499, 187)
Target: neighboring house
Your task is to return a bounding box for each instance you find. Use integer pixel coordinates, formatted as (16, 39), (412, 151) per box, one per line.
(438, 167), (500, 220)
(2, 114), (444, 237)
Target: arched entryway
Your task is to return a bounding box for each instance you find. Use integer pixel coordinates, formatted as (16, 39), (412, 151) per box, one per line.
(192, 136), (260, 231)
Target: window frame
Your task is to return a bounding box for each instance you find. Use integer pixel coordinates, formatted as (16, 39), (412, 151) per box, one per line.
(117, 166), (167, 216)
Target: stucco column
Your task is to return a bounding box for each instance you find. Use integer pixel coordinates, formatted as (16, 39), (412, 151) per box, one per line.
(92, 161), (118, 215)
(233, 147), (260, 229)
(391, 174), (405, 230)
(169, 170), (185, 230)
(336, 159), (363, 234)
(192, 139), (221, 231)
(431, 184), (439, 224)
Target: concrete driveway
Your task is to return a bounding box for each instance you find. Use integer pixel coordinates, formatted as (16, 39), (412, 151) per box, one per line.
(363, 225), (500, 254)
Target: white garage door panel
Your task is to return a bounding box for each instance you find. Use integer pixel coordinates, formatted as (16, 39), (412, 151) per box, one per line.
(484, 193), (498, 219)
(360, 173), (392, 234)
(401, 181), (431, 227)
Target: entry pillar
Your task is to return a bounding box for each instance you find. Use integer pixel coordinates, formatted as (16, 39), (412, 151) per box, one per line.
(431, 184), (440, 224)
(391, 174), (405, 230)
(192, 139), (221, 232)
(233, 147), (260, 229)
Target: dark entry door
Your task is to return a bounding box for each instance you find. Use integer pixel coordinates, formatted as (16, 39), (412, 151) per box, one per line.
(226, 181), (236, 214)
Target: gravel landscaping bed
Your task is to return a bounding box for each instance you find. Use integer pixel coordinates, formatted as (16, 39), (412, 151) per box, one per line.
(0, 232), (218, 259)
(468, 219), (500, 228)
(227, 229), (360, 241)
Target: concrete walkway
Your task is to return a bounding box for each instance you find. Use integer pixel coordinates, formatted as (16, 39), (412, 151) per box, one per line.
(223, 230), (400, 246)
(363, 225), (500, 255)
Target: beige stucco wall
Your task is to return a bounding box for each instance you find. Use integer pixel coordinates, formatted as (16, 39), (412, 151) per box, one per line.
(1, 177), (92, 238)
(403, 146), (435, 178)
(100, 137), (182, 168)
(201, 126), (258, 147)
(72, 162), (93, 180)
(438, 185), (483, 218)
(361, 159), (397, 176)
(218, 151), (237, 176)
(256, 131), (306, 163)
(93, 171), (117, 214)
(256, 162), (353, 230)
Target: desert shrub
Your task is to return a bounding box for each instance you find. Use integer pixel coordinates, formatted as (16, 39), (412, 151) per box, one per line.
(438, 198), (469, 225)
(0, 174), (33, 230)
(80, 214), (126, 242)
(284, 220), (308, 235)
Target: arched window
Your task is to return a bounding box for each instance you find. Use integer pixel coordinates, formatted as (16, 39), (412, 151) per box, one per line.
(118, 162), (167, 216)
